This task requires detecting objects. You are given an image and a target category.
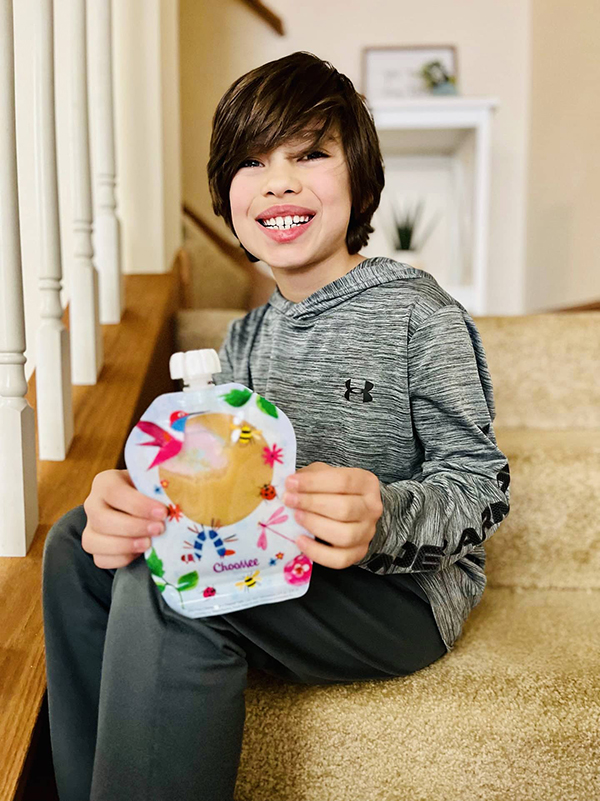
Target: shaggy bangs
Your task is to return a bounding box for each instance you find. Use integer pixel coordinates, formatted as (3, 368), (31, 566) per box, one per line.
(207, 51), (385, 262)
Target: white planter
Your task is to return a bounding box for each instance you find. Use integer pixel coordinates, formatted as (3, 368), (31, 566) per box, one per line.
(393, 249), (424, 271)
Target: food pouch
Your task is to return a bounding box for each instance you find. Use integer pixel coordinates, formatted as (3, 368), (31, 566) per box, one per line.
(124, 348), (314, 618)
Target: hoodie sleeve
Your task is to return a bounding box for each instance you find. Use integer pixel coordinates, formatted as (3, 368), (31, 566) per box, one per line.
(355, 303), (511, 575)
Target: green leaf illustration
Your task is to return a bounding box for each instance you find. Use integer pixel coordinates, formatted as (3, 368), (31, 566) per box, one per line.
(177, 571), (199, 592)
(147, 548), (164, 578)
(220, 388), (252, 407)
(256, 395), (278, 418)
(155, 582), (166, 593)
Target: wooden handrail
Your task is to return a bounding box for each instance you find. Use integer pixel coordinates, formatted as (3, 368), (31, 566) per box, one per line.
(552, 299), (600, 312)
(238, 0), (284, 35)
(1, 264), (180, 800)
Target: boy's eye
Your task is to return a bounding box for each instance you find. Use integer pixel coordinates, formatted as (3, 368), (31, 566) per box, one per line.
(302, 151), (328, 161)
(239, 151), (328, 168)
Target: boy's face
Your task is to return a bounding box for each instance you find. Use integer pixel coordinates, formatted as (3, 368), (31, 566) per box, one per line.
(229, 127), (356, 274)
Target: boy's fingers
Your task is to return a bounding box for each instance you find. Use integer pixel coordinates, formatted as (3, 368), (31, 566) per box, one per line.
(94, 501), (166, 539)
(103, 471), (167, 520)
(293, 509), (363, 548)
(83, 527), (149, 557)
(93, 552), (140, 570)
(297, 533), (367, 570)
(287, 466), (367, 495)
(285, 491), (363, 522)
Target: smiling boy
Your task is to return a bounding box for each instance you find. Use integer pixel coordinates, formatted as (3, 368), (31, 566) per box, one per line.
(208, 51), (512, 634)
(226, 120), (383, 570)
(42, 51), (511, 801)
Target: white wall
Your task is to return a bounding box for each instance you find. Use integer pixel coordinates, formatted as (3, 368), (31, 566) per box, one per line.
(111, 0), (182, 278)
(525, 0), (600, 311)
(14, 0), (181, 383)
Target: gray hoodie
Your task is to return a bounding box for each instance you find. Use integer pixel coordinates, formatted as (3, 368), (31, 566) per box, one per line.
(215, 256), (511, 652)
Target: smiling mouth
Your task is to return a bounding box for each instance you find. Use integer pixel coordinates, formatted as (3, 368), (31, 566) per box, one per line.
(257, 215), (315, 230)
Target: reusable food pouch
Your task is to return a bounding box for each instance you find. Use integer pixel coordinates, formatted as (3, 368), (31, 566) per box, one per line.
(124, 348), (314, 618)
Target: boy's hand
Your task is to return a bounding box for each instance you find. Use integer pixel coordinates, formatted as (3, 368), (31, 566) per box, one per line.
(283, 462), (384, 570)
(82, 469), (168, 569)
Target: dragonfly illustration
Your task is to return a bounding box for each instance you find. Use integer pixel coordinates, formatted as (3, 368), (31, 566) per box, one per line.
(256, 506), (298, 550)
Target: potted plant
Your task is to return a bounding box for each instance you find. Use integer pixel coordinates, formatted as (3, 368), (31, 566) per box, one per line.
(389, 197), (441, 270)
(420, 60), (457, 95)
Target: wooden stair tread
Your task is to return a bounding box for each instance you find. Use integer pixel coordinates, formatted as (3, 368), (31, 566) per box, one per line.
(0, 268), (178, 801)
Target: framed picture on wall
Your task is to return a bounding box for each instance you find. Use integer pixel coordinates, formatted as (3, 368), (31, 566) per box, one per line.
(361, 45), (459, 104)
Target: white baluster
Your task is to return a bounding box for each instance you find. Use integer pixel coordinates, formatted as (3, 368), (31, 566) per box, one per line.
(0, 0), (39, 556)
(70, 0), (102, 385)
(89, 0), (123, 324)
(34, 0), (74, 460)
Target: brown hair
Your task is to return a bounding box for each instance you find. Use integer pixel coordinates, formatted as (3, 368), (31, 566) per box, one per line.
(207, 51), (385, 262)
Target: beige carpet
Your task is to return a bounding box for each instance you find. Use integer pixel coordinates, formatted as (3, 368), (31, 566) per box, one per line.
(176, 302), (600, 800)
(238, 588), (599, 801)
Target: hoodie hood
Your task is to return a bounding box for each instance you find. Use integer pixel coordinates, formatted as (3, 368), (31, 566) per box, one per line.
(267, 257), (438, 326)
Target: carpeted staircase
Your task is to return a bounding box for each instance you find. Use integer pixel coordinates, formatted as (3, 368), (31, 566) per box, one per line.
(175, 226), (600, 800)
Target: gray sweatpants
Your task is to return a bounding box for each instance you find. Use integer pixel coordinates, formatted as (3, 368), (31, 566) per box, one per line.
(42, 504), (447, 801)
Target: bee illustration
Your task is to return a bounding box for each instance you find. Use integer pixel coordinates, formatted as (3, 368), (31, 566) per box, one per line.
(235, 570), (262, 592)
(229, 415), (262, 447)
(259, 483), (277, 501)
(181, 519), (238, 563)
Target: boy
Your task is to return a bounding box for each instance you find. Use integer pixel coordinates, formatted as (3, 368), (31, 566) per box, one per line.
(42, 51), (511, 801)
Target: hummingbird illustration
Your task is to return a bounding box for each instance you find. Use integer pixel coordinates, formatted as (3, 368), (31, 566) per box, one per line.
(135, 410), (189, 470)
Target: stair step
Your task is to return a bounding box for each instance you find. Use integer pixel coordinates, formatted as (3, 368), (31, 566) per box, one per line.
(236, 587), (600, 801)
(487, 428), (600, 588)
(475, 312), (600, 428)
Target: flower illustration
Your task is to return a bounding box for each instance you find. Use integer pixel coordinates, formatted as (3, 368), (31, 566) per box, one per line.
(283, 554), (312, 585)
(167, 503), (182, 522)
(262, 443), (284, 468)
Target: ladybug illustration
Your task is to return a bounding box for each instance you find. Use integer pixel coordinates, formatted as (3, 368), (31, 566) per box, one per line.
(259, 483), (277, 501)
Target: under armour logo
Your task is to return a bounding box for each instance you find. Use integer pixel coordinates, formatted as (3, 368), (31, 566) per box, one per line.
(344, 379), (374, 402)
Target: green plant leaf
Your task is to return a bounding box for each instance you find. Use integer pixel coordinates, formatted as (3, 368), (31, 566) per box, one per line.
(220, 388), (252, 407)
(147, 548), (164, 578)
(177, 571), (199, 591)
(155, 582), (166, 593)
(256, 395), (278, 418)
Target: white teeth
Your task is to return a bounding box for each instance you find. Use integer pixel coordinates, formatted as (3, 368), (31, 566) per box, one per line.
(259, 214), (313, 230)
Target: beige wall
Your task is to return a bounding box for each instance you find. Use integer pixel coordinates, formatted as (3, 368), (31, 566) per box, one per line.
(180, 0), (598, 315)
(180, 0), (278, 263)
(525, 0), (600, 311)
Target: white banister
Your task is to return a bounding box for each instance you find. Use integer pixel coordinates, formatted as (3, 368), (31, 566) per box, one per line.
(89, 0), (123, 324)
(0, 0), (39, 555)
(70, 0), (103, 385)
(34, 0), (74, 461)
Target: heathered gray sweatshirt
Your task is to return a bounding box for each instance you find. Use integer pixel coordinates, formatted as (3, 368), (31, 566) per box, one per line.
(215, 256), (511, 652)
